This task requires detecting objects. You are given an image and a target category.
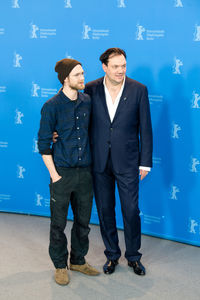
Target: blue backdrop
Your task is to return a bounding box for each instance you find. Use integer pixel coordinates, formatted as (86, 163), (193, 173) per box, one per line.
(0, 0), (200, 246)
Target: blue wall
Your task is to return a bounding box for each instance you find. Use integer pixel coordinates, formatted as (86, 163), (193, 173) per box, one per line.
(0, 0), (200, 246)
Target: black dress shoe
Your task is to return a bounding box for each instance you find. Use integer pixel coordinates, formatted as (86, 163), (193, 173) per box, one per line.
(103, 259), (118, 274)
(128, 260), (146, 276)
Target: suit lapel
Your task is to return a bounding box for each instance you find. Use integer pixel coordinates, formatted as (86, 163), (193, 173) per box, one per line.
(112, 76), (129, 124)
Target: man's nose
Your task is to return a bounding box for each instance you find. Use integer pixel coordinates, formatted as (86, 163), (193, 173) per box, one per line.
(118, 66), (125, 73)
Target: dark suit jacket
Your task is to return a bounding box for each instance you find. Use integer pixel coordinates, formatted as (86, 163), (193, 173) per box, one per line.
(84, 76), (153, 174)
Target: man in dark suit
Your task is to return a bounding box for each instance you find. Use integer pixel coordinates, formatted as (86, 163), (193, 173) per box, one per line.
(84, 48), (153, 275)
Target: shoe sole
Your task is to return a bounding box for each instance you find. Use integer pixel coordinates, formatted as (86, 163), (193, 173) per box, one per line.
(55, 281), (69, 285)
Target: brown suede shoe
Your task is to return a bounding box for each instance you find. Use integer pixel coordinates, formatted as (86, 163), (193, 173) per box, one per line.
(70, 262), (100, 276)
(54, 268), (69, 285)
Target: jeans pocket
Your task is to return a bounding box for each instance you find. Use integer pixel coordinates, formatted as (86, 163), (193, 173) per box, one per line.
(50, 176), (66, 198)
(51, 176), (64, 186)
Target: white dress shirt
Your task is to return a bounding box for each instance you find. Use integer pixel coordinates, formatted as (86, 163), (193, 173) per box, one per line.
(103, 76), (151, 172)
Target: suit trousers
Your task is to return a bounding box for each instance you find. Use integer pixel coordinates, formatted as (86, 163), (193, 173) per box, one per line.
(49, 166), (93, 268)
(93, 154), (142, 262)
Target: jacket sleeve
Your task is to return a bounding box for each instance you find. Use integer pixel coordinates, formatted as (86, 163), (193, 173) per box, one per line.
(37, 102), (56, 155)
(139, 86), (153, 167)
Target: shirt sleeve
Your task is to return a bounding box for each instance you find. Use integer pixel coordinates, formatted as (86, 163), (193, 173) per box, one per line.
(37, 102), (56, 155)
(139, 166), (151, 171)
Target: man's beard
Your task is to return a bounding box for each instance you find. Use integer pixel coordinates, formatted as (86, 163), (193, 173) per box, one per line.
(69, 82), (85, 91)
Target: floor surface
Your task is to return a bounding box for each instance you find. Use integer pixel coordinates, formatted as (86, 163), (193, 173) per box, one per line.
(0, 213), (199, 300)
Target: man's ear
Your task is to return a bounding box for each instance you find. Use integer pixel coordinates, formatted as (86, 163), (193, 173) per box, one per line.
(102, 63), (107, 73)
(63, 76), (69, 86)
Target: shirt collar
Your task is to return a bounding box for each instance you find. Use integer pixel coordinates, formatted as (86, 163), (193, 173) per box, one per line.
(59, 89), (81, 105)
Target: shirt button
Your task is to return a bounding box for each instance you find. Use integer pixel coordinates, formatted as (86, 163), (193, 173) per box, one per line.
(77, 127), (80, 130)
(76, 116), (79, 119)
(110, 127), (113, 131)
(79, 147), (82, 150)
(79, 158), (82, 161)
(78, 137), (80, 140)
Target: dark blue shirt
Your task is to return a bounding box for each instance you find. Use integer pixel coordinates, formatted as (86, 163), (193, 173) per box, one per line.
(38, 90), (91, 168)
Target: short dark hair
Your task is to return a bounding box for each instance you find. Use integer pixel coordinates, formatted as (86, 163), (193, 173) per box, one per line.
(99, 48), (126, 65)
